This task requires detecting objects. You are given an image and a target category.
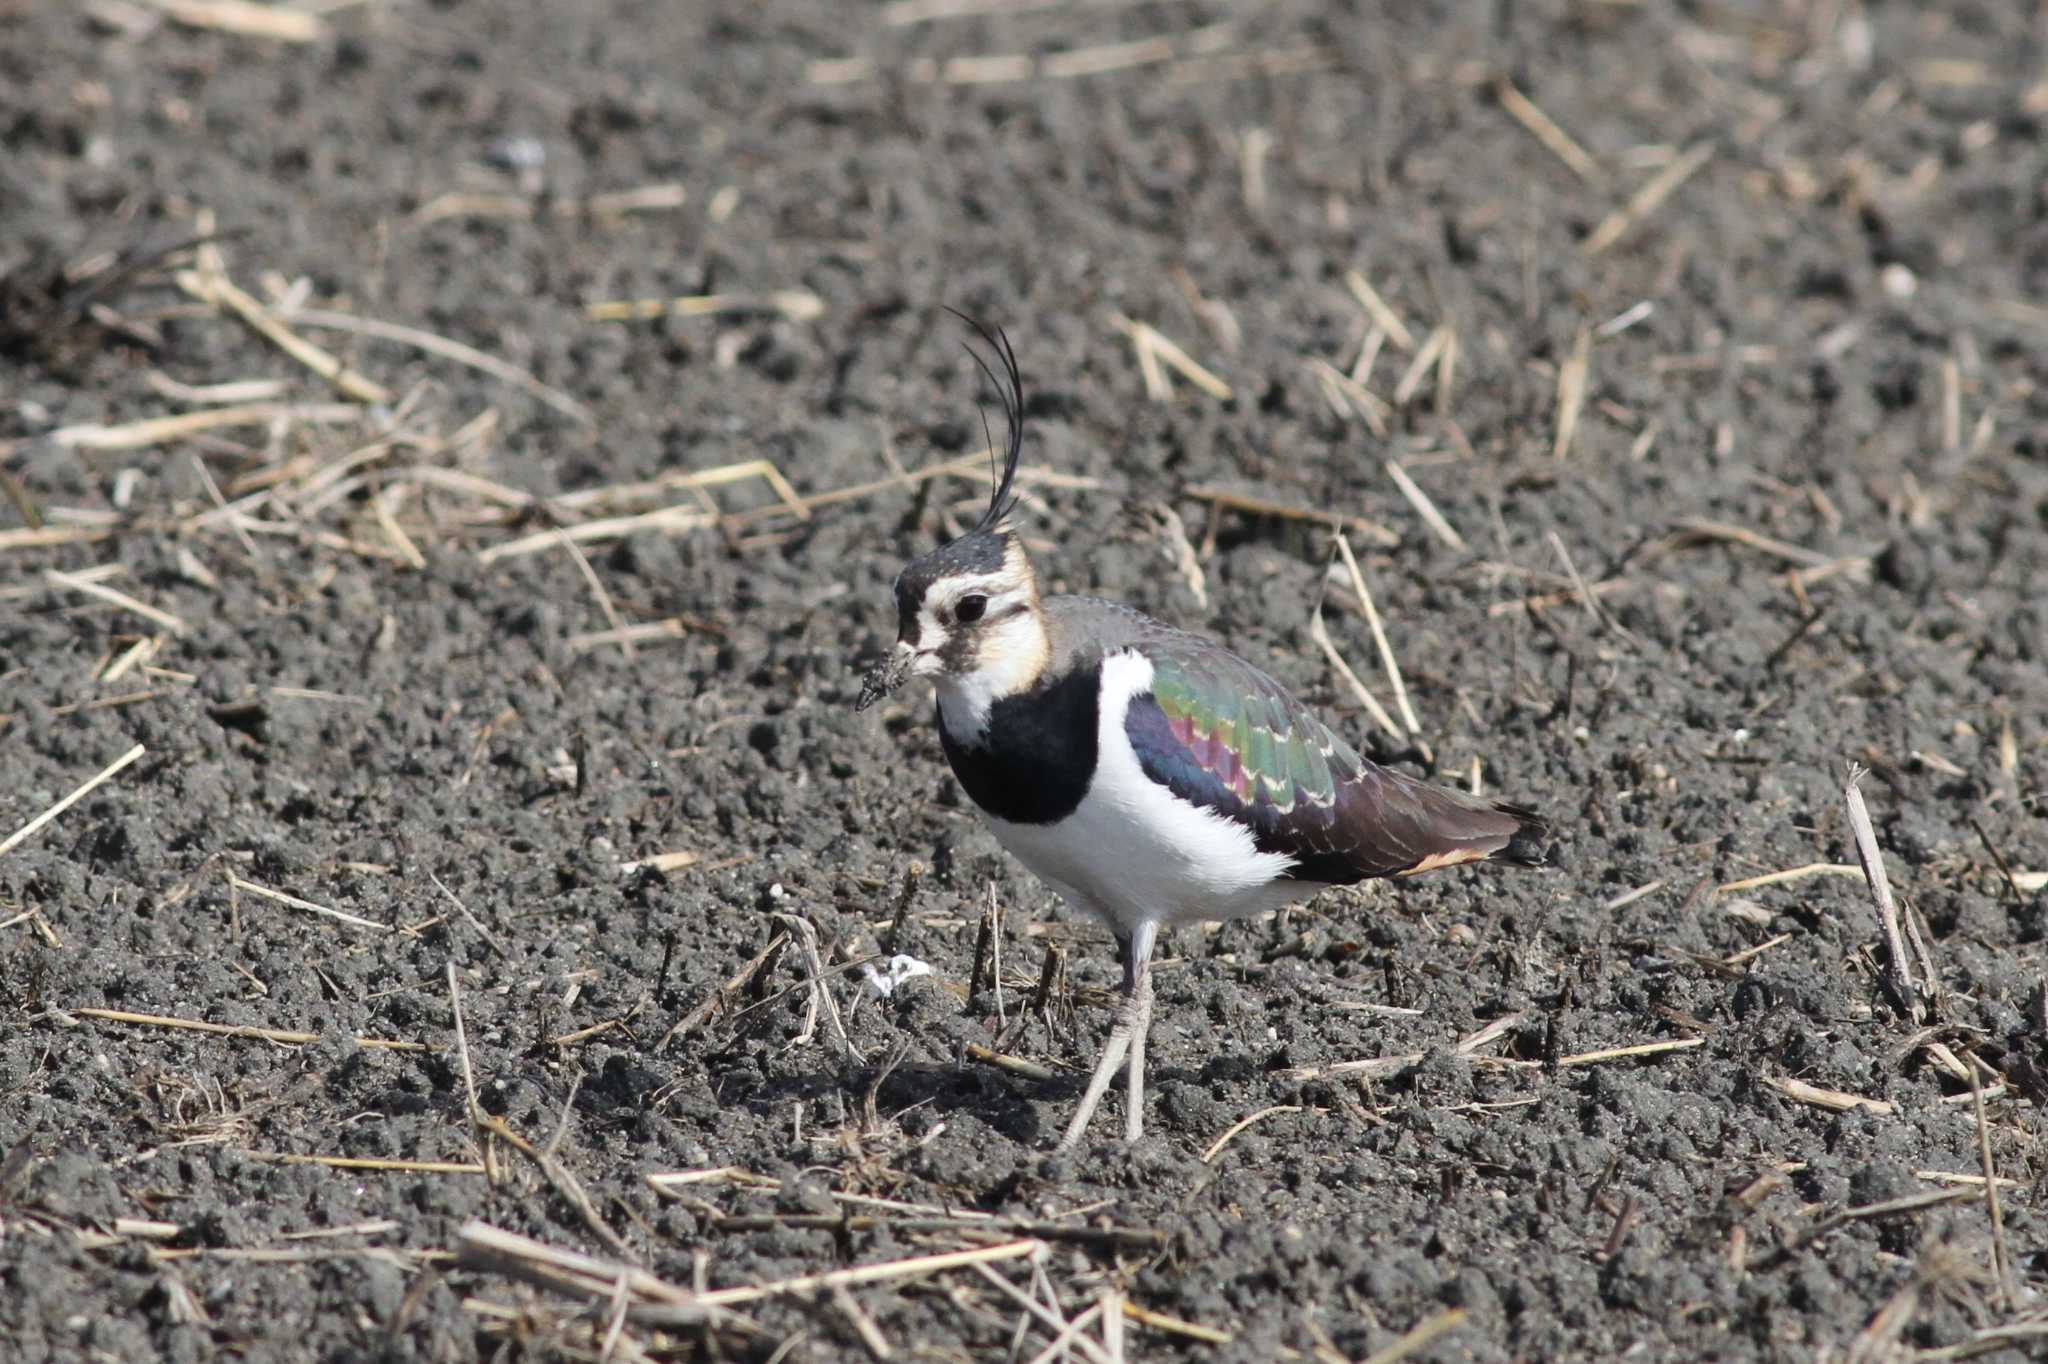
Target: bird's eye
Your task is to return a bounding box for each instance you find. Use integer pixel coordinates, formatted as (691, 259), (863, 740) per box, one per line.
(954, 594), (988, 624)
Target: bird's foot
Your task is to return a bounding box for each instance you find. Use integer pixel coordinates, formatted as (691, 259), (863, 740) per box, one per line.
(1053, 973), (1154, 1151)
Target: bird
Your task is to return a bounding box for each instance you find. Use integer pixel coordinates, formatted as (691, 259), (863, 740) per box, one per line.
(857, 318), (1550, 1151)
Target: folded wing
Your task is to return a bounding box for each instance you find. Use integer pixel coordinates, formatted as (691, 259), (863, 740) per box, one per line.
(1123, 640), (1548, 884)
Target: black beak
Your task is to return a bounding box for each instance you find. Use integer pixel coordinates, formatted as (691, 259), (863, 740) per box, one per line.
(855, 648), (915, 711)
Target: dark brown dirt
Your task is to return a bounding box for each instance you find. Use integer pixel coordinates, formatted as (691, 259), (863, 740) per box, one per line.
(4, 2), (2046, 1361)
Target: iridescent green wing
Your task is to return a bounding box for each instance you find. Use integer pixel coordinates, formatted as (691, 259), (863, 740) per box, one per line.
(1125, 640), (1356, 865)
(1126, 636), (1546, 882)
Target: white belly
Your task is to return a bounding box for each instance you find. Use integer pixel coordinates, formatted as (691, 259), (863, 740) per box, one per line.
(982, 651), (1320, 937)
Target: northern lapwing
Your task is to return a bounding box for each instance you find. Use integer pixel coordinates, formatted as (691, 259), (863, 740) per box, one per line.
(857, 319), (1550, 1150)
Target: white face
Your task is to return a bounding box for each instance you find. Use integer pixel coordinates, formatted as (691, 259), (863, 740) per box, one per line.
(857, 532), (1046, 718)
(902, 572), (1038, 681)
(913, 571), (1048, 742)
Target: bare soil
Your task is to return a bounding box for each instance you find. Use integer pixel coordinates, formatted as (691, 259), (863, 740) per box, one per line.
(3, 2), (2046, 1361)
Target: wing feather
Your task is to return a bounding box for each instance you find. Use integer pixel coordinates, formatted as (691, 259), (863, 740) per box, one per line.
(1122, 637), (1547, 883)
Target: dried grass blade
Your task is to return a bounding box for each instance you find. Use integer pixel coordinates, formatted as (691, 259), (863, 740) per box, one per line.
(1384, 461), (1465, 551)
(0, 743), (147, 860)
(698, 1239), (1043, 1308)
(478, 506), (718, 563)
(255, 1153), (482, 1174)
(1308, 358), (1389, 436)
(1186, 485), (1400, 548)
(1582, 141), (1715, 258)
(1343, 271), (1415, 350)
(1391, 325), (1449, 406)
(46, 569), (187, 634)
(1763, 1074), (1894, 1115)
(1715, 862), (1862, 895)
(146, 0), (326, 42)
(52, 403), (362, 450)
(1668, 517), (1848, 570)
(1332, 533), (1425, 751)
(1114, 315), (1230, 400)
(1306, 607), (1401, 741)
(1121, 1301), (1233, 1345)
(1553, 1038), (1702, 1067)
(67, 1007), (424, 1051)
(1496, 79), (1604, 184)
(1846, 766), (1926, 1023)
(1200, 1105), (1303, 1163)
(290, 309), (593, 426)
(1359, 1307), (1468, 1364)
(1552, 324), (1592, 460)
(584, 291), (823, 323)
(176, 270), (391, 403)
(0, 526), (115, 552)
(227, 870), (389, 932)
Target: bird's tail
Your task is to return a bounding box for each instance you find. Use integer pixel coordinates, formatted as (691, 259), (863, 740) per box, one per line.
(1483, 801), (1551, 867)
(1382, 775), (1551, 877)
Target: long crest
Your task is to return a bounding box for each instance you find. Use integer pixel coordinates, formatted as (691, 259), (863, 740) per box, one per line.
(946, 308), (1026, 536)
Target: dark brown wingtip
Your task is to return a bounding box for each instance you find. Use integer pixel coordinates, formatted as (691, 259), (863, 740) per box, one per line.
(1382, 795), (1553, 879)
(1491, 802), (1552, 867)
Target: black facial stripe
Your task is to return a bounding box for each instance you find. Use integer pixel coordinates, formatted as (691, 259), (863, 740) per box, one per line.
(937, 626), (976, 673)
(891, 530), (1017, 652)
(893, 578), (922, 646)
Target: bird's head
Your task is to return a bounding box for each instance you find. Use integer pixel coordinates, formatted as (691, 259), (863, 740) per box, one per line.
(856, 318), (1047, 716)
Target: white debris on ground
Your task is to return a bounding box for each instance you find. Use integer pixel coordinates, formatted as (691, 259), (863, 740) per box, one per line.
(861, 954), (934, 998)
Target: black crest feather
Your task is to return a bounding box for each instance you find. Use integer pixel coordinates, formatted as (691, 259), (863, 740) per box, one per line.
(946, 308), (1025, 536)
